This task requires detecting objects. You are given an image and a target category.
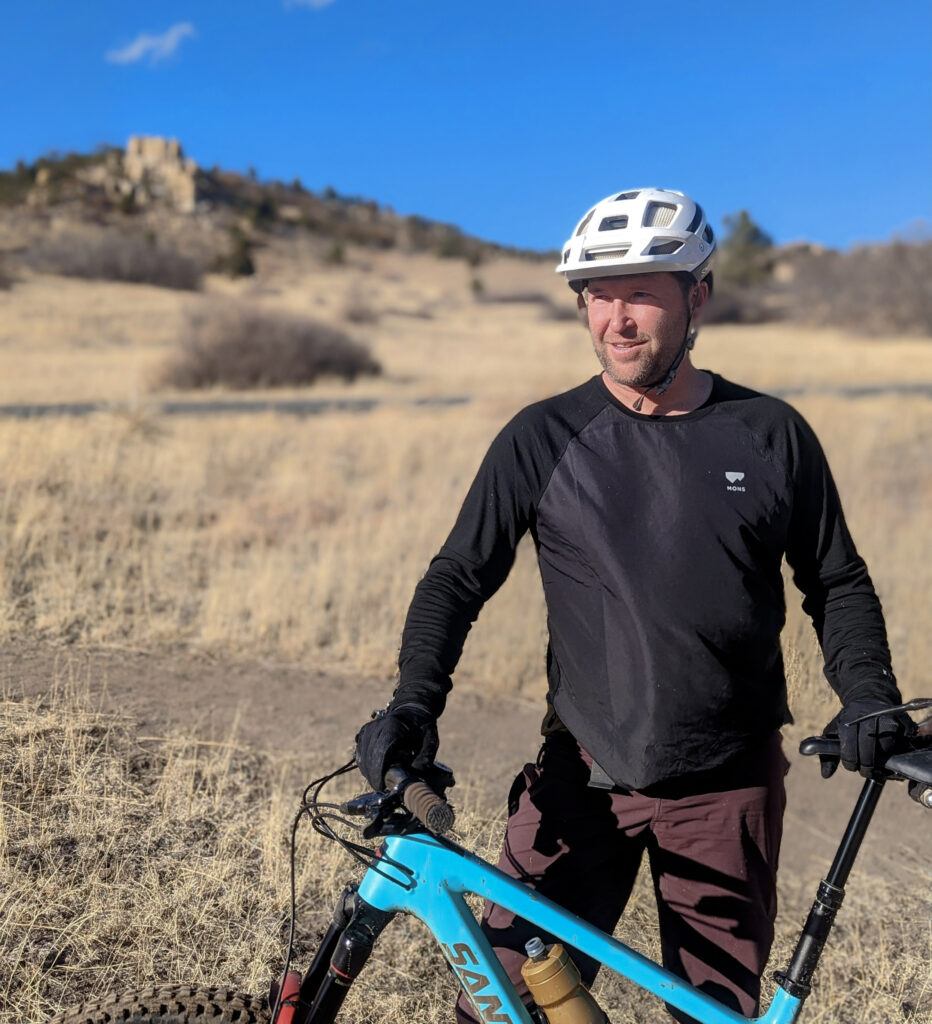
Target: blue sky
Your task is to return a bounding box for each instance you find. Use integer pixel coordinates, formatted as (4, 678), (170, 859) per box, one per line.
(2, 0), (929, 251)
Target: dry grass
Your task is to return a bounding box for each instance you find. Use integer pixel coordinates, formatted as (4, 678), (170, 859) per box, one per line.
(0, 388), (930, 704)
(1, 249), (932, 703)
(1, 243), (931, 1021)
(1, 679), (929, 1024)
(0, 688), (287, 1021)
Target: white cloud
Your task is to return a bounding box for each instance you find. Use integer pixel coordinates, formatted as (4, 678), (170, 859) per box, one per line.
(106, 22), (196, 66)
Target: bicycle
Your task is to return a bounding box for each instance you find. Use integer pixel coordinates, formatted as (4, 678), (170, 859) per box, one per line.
(58, 700), (932, 1024)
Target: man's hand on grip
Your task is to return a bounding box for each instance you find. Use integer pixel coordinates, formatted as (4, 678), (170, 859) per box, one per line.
(355, 702), (439, 790)
(820, 698), (914, 779)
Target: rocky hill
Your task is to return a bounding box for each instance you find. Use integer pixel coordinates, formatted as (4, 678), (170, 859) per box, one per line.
(1, 139), (930, 336)
(0, 136), (545, 267)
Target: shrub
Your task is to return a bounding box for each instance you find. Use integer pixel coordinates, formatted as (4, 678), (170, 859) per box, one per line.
(212, 225), (255, 278)
(246, 192), (277, 228)
(324, 242), (345, 265)
(783, 242), (932, 336)
(701, 283), (776, 325)
(28, 228), (203, 290)
(343, 301), (379, 325)
(0, 160), (35, 205)
(158, 303), (382, 389)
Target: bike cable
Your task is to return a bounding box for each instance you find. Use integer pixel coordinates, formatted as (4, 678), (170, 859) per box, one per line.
(273, 759), (370, 1024)
(274, 758), (428, 1023)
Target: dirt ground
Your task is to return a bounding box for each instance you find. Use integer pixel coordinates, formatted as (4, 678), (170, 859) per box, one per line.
(2, 638), (928, 898)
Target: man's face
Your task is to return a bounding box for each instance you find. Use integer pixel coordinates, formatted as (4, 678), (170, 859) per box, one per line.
(585, 273), (701, 390)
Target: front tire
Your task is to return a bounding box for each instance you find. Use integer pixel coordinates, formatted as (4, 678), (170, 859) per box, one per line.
(54, 984), (270, 1024)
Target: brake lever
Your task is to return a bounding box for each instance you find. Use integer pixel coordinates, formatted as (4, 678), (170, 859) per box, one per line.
(341, 792), (390, 819)
(848, 697), (932, 725)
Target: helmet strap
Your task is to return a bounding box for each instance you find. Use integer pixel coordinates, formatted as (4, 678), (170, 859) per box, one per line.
(630, 296), (698, 412)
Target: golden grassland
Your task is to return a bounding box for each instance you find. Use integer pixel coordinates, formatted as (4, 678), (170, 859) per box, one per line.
(1, 680), (930, 1024)
(2, 246), (932, 698)
(1, 244), (931, 1021)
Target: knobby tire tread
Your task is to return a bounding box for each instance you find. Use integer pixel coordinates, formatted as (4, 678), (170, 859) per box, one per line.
(54, 984), (271, 1024)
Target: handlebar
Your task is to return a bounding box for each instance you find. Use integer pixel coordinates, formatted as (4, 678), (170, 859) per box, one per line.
(385, 767), (456, 835)
(340, 764), (456, 837)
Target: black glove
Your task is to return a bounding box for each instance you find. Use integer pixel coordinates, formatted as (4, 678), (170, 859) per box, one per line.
(355, 702), (439, 790)
(820, 698), (915, 779)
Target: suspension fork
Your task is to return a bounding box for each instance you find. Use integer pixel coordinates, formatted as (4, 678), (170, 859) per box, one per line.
(291, 884), (397, 1024)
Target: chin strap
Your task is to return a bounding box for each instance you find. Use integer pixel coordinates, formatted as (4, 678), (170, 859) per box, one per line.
(631, 313), (697, 412)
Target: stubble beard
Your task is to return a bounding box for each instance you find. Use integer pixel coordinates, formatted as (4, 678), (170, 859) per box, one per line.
(593, 334), (665, 389)
(592, 306), (691, 390)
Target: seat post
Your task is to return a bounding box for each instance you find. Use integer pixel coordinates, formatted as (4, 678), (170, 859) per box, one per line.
(775, 776), (885, 1003)
(824, 776), (885, 887)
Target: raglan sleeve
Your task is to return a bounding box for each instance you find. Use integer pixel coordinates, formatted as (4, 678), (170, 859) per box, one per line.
(393, 413), (542, 716)
(784, 413), (901, 706)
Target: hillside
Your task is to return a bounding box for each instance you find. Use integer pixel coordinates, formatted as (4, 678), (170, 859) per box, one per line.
(2, 138), (931, 338)
(0, 136), (545, 272)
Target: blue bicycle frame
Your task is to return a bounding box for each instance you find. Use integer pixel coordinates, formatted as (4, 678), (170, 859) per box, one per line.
(358, 830), (801, 1024)
(291, 741), (924, 1024)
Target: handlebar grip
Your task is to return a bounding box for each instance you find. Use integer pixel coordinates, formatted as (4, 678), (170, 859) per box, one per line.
(402, 780), (455, 835)
(800, 736), (839, 758)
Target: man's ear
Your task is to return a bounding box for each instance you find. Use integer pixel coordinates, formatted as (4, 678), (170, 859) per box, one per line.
(576, 291), (588, 325)
(692, 280), (710, 316)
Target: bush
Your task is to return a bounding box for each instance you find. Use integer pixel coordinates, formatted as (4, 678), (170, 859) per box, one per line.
(28, 228), (203, 290)
(783, 242), (932, 336)
(701, 283), (776, 325)
(343, 301), (379, 325)
(323, 242), (345, 265)
(246, 192), (277, 228)
(212, 225), (255, 278)
(0, 160), (35, 205)
(158, 303), (382, 389)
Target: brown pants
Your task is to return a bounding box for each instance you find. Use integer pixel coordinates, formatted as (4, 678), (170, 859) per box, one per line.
(456, 732), (788, 1024)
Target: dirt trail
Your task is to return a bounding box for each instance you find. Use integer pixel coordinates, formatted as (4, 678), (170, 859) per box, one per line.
(2, 640), (928, 893)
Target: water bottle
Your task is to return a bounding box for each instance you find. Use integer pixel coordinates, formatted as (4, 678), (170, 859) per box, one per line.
(520, 937), (609, 1023)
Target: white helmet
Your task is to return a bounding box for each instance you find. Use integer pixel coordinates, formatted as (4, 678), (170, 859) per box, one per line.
(556, 188), (715, 293)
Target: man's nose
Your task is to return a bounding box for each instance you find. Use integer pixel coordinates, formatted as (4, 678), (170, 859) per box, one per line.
(609, 299), (635, 332)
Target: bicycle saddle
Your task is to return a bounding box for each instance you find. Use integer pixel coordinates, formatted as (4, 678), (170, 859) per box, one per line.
(799, 736), (932, 785)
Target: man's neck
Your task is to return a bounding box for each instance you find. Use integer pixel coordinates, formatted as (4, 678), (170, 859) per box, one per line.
(601, 363), (713, 417)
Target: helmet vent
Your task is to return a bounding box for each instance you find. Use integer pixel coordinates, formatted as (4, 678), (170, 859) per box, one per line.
(614, 191), (640, 201)
(575, 210), (595, 236)
(643, 202), (677, 227)
(646, 240), (684, 256)
(585, 246), (630, 261)
(703, 225), (714, 244)
(598, 216), (628, 231)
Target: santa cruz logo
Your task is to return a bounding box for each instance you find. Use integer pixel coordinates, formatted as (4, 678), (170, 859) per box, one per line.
(442, 943), (516, 1022)
(725, 471), (746, 493)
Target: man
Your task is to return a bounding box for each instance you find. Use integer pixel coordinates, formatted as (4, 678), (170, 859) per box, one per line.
(355, 188), (910, 1023)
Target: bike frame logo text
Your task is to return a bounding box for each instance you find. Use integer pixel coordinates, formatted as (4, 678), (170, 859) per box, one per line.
(442, 943), (516, 1023)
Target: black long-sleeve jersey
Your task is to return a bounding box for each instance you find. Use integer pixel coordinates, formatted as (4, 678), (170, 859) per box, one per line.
(397, 374), (899, 788)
